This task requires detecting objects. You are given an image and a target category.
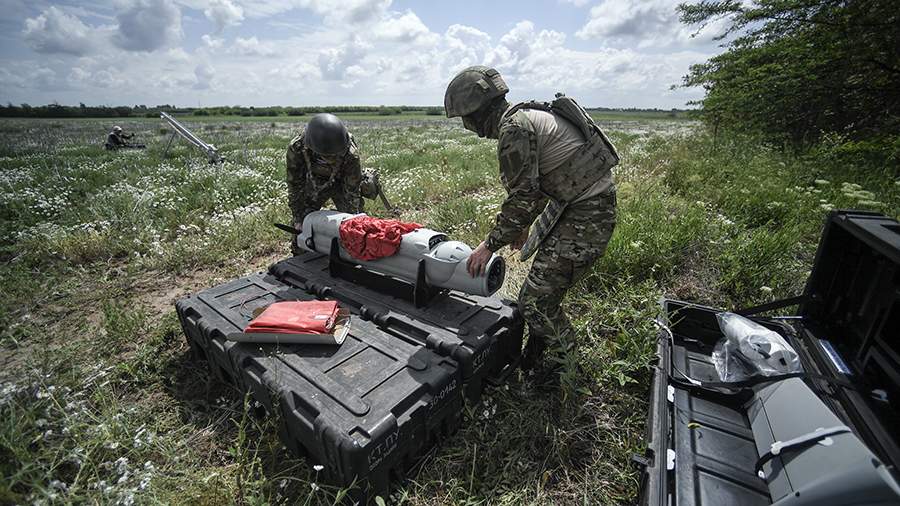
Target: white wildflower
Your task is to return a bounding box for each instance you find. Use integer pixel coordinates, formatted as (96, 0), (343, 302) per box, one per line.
(114, 456), (129, 475)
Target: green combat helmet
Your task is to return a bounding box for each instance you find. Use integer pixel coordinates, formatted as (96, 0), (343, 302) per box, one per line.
(304, 113), (350, 156)
(444, 66), (509, 118)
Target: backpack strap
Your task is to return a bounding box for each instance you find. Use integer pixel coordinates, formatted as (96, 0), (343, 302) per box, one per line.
(505, 100), (552, 118)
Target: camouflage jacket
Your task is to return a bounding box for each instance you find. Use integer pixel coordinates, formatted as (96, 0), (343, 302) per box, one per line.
(484, 107), (614, 252)
(105, 132), (132, 148)
(484, 109), (549, 252)
(286, 131), (363, 223)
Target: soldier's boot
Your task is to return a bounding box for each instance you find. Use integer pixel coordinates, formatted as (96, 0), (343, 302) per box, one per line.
(532, 326), (578, 386)
(520, 333), (547, 371)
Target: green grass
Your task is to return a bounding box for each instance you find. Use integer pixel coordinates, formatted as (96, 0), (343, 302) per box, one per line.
(180, 111), (442, 122)
(1, 116), (898, 505)
(589, 110), (693, 122)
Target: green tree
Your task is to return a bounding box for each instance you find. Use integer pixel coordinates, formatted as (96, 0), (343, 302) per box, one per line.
(679, 0), (900, 151)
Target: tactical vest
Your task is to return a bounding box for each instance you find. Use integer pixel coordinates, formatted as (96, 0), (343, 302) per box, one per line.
(504, 94), (619, 203)
(298, 134), (353, 194)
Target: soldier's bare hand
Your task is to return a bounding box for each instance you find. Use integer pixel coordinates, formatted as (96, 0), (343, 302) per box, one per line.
(511, 228), (529, 250)
(467, 241), (492, 277)
(293, 222), (302, 232)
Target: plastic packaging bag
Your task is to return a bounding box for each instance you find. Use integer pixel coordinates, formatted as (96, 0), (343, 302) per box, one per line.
(712, 312), (802, 382)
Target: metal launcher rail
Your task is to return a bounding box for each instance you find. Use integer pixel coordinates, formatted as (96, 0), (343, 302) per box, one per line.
(160, 111), (222, 163)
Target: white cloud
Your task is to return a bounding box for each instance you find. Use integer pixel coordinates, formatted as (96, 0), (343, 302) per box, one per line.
(32, 67), (61, 90)
(65, 66), (129, 89)
(113, 0), (183, 52)
(69, 67), (92, 83)
(0, 68), (26, 90)
(167, 47), (192, 62)
(201, 34), (224, 48)
(317, 36), (369, 82)
(204, 0), (244, 33)
(446, 24), (491, 47)
(576, 0), (728, 48)
(22, 7), (95, 56)
(231, 36), (276, 56)
(193, 63), (214, 89)
(498, 21), (566, 61)
(93, 69), (129, 88)
(233, 0), (391, 23)
(327, 0), (392, 24)
(442, 24), (492, 70)
(372, 10), (437, 45)
(1, 65), (68, 92)
(5, 3), (712, 108)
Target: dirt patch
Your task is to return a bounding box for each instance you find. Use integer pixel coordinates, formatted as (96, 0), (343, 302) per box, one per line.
(135, 250), (287, 317)
(1, 249), (289, 381)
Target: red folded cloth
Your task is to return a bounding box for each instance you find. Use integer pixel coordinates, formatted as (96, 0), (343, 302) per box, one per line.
(339, 216), (422, 261)
(244, 300), (340, 334)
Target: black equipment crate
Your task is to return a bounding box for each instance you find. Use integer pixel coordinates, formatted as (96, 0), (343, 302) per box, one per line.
(175, 272), (464, 493)
(269, 251), (524, 405)
(637, 210), (900, 505)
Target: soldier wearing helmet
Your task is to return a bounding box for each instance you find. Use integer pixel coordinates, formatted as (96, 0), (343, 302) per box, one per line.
(105, 125), (136, 150)
(445, 66), (619, 374)
(286, 113), (381, 230)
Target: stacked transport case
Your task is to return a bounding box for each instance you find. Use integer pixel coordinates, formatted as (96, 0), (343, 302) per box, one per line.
(176, 252), (523, 494)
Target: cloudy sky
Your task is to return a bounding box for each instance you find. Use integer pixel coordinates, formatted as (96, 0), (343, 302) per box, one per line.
(0, 0), (730, 109)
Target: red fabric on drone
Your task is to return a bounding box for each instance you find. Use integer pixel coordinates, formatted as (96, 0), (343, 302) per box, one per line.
(244, 300), (340, 334)
(338, 216), (422, 261)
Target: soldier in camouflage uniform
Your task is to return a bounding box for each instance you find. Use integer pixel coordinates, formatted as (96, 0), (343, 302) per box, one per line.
(444, 66), (619, 371)
(105, 125), (142, 150)
(287, 113), (382, 229)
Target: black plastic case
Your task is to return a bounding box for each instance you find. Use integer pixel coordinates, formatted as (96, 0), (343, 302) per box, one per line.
(269, 252), (524, 405)
(637, 211), (900, 505)
(176, 273), (463, 494)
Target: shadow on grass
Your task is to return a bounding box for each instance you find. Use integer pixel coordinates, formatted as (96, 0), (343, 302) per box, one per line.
(161, 345), (327, 504)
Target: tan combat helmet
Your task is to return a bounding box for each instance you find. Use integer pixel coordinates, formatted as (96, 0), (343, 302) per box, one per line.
(444, 66), (509, 118)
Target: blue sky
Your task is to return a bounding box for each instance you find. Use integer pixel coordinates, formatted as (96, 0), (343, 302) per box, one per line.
(0, 0), (730, 108)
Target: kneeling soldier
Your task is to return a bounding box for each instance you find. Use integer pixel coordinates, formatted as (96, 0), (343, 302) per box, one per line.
(287, 113), (383, 230)
(105, 125), (138, 150)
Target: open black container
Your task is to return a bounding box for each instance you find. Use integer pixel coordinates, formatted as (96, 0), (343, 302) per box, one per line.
(637, 211), (900, 505)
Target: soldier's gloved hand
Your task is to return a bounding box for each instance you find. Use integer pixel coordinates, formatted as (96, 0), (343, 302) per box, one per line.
(511, 228), (529, 250)
(467, 241), (492, 278)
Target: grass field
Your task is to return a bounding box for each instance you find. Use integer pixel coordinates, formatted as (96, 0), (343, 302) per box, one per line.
(1, 115), (898, 505)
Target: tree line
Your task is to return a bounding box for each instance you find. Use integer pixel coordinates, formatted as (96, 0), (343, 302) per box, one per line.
(0, 103), (447, 119)
(679, 0), (899, 164)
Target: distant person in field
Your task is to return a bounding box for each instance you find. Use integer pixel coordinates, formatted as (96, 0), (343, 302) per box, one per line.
(444, 66), (619, 375)
(104, 125), (144, 150)
(286, 113), (381, 230)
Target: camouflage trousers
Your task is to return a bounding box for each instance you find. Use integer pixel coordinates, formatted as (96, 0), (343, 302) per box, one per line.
(291, 185), (363, 256)
(518, 191), (616, 365)
(293, 185), (363, 225)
